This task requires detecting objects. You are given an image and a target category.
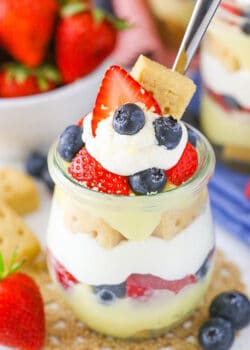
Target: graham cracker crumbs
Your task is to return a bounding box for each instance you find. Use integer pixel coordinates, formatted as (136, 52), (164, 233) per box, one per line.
(24, 250), (246, 350)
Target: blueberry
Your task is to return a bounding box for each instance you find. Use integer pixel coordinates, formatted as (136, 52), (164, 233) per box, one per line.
(199, 318), (234, 350)
(210, 291), (250, 330)
(153, 116), (182, 150)
(223, 95), (241, 110)
(93, 0), (114, 14)
(129, 168), (166, 195)
(241, 21), (250, 34)
(93, 282), (126, 304)
(41, 164), (54, 192)
(113, 103), (145, 135)
(26, 151), (46, 178)
(57, 125), (84, 162)
(93, 282), (126, 299)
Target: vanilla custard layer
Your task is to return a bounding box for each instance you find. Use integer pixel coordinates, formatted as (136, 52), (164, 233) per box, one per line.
(209, 17), (250, 70)
(201, 93), (250, 148)
(47, 195), (214, 285)
(54, 269), (213, 339)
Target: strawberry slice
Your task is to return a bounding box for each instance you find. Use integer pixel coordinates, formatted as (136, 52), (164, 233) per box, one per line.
(126, 274), (197, 298)
(69, 147), (130, 195)
(48, 252), (78, 290)
(166, 142), (198, 186)
(92, 65), (161, 136)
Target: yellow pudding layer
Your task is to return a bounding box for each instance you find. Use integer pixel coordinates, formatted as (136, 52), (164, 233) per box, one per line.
(201, 93), (250, 148)
(148, 0), (194, 27)
(209, 18), (250, 70)
(54, 269), (213, 339)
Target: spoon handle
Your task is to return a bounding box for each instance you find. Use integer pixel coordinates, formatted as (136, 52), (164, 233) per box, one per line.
(172, 0), (222, 74)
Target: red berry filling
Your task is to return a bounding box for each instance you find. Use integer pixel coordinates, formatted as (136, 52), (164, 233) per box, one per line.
(126, 273), (197, 298)
(48, 252), (79, 290)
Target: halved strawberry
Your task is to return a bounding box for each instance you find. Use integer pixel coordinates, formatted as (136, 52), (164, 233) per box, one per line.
(126, 273), (197, 298)
(166, 142), (198, 186)
(92, 65), (161, 136)
(69, 147), (130, 195)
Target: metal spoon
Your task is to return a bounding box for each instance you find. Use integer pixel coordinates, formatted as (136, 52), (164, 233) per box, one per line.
(172, 0), (222, 74)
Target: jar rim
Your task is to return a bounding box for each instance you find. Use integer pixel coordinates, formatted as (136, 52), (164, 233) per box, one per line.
(48, 123), (215, 204)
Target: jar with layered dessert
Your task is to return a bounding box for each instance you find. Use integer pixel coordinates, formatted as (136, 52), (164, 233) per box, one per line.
(46, 124), (215, 339)
(200, 0), (250, 170)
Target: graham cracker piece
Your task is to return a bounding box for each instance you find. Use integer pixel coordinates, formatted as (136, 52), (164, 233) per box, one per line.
(64, 205), (124, 249)
(64, 192), (205, 249)
(205, 34), (240, 72)
(0, 200), (40, 266)
(0, 167), (39, 215)
(131, 55), (196, 119)
(24, 250), (246, 349)
(222, 145), (250, 162)
(153, 191), (206, 240)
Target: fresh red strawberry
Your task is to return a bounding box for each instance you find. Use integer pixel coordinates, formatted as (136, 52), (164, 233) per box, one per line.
(126, 274), (197, 298)
(0, 252), (45, 350)
(56, 2), (118, 84)
(0, 0), (58, 67)
(92, 65), (162, 136)
(69, 147), (130, 195)
(166, 142), (198, 186)
(48, 251), (78, 290)
(0, 63), (61, 97)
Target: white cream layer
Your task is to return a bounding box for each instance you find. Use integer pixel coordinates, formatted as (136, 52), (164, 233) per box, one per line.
(201, 51), (250, 109)
(47, 201), (214, 285)
(82, 111), (188, 176)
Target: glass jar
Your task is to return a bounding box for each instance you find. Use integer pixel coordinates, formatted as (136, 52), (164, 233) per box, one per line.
(200, 0), (250, 171)
(47, 125), (215, 339)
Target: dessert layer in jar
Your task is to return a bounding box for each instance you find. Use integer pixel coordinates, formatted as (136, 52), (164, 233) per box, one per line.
(47, 187), (214, 338)
(200, 0), (250, 165)
(147, 0), (195, 48)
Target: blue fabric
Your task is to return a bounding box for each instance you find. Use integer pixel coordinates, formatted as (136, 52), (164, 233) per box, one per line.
(209, 163), (250, 247)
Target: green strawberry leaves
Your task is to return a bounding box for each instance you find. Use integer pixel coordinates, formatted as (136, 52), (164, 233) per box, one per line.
(0, 250), (23, 280)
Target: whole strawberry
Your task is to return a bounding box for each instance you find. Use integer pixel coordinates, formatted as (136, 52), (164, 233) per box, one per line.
(0, 63), (61, 97)
(0, 252), (45, 350)
(0, 0), (58, 67)
(56, 2), (123, 83)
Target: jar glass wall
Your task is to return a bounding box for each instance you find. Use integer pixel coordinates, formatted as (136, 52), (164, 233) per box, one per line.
(47, 125), (215, 339)
(200, 0), (250, 170)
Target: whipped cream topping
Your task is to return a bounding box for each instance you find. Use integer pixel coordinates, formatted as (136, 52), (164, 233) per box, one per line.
(47, 201), (214, 285)
(201, 51), (250, 109)
(82, 110), (188, 176)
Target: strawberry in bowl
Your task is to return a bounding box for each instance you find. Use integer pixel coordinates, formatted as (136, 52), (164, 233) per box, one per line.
(0, 0), (127, 158)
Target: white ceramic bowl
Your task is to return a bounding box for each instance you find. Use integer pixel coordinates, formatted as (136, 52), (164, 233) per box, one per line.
(0, 58), (112, 160)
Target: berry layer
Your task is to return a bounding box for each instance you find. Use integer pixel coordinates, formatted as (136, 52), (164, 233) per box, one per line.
(208, 10), (250, 70)
(48, 261), (213, 338)
(47, 196), (214, 285)
(201, 92), (250, 148)
(201, 51), (250, 110)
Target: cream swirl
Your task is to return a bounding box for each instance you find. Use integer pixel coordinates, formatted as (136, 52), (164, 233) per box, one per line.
(82, 110), (188, 176)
